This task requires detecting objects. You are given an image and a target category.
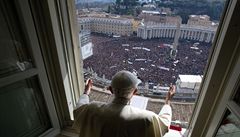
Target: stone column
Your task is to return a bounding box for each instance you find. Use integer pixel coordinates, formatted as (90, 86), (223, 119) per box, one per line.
(200, 31), (205, 42)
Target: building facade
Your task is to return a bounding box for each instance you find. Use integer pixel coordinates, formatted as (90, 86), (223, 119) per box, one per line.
(78, 14), (217, 43)
(79, 31), (93, 60)
(187, 15), (213, 27)
(139, 11), (181, 25)
(137, 24), (216, 43)
(137, 14), (217, 43)
(78, 16), (133, 36)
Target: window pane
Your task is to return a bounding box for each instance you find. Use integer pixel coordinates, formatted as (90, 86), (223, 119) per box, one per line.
(0, 2), (33, 78)
(233, 86), (240, 106)
(216, 110), (240, 137)
(0, 77), (51, 137)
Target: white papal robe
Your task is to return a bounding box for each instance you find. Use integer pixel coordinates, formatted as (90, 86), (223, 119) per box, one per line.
(73, 94), (172, 137)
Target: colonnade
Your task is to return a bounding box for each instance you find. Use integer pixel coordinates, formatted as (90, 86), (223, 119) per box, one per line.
(137, 24), (216, 43)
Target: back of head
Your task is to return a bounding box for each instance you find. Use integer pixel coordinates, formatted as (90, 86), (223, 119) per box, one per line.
(111, 70), (141, 99)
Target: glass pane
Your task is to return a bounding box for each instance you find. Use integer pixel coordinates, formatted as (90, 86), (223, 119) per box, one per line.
(216, 110), (240, 137)
(0, 2), (33, 78)
(0, 77), (51, 137)
(234, 86), (240, 106)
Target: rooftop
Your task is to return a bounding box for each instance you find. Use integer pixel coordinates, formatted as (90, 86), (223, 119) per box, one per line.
(179, 75), (202, 83)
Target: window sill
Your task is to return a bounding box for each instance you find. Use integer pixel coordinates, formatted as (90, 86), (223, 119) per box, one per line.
(57, 127), (187, 137)
(57, 127), (79, 137)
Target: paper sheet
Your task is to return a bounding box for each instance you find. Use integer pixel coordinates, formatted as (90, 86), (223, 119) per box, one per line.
(130, 95), (149, 110)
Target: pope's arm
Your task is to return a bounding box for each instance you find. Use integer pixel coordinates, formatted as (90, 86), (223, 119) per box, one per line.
(75, 79), (93, 108)
(72, 79), (93, 130)
(150, 85), (175, 137)
(158, 85), (175, 127)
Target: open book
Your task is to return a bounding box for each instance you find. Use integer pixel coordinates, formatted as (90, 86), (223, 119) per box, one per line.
(108, 95), (149, 110)
(130, 95), (149, 110)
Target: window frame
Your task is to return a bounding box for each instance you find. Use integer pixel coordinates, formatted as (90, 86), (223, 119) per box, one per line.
(0, 0), (61, 136)
(20, 0), (62, 136)
(28, 0), (86, 126)
(187, 0), (240, 136)
(28, 0), (240, 136)
(21, 0), (72, 130)
(63, 0), (240, 135)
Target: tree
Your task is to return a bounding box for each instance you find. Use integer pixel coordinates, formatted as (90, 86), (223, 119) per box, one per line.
(114, 0), (138, 15)
(116, 0), (121, 6)
(123, 0), (137, 7)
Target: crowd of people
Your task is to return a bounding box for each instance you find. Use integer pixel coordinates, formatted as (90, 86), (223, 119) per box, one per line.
(83, 33), (212, 86)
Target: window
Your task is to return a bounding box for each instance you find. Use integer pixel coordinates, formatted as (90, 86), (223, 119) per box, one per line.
(0, 0), (60, 136)
(2, 0), (239, 137)
(215, 109), (240, 137)
(76, 0), (227, 131)
(58, 0), (240, 136)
